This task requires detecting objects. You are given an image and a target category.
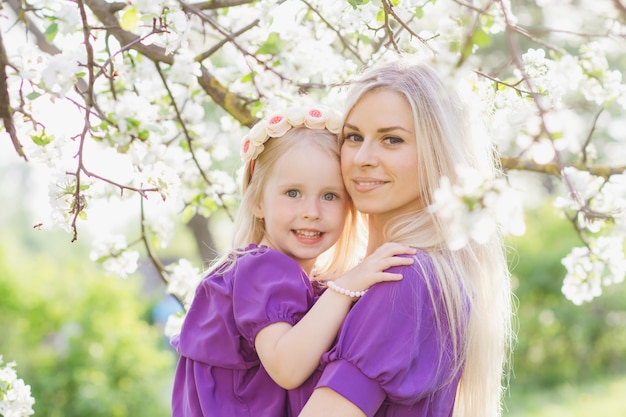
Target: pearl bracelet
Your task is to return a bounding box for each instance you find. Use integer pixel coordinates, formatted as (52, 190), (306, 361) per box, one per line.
(326, 280), (367, 299)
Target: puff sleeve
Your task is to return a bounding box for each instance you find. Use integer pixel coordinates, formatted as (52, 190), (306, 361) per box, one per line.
(233, 248), (316, 347)
(315, 251), (459, 416)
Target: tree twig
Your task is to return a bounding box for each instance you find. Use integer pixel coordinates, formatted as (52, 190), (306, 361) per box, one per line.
(501, 156), (625, 180)
(0, 29), (26, 160)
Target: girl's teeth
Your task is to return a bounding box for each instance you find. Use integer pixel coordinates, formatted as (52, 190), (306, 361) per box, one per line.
(295, 230), (321, 238)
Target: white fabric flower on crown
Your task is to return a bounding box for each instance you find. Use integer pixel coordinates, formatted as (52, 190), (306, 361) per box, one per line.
(240, 106), (343, 165)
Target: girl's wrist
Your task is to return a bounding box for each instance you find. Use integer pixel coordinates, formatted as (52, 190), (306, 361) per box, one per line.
(326, 280), (367, 299)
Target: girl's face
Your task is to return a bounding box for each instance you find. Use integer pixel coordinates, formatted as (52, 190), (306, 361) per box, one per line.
(341, 89), (423, 223)
(254, 143), (348, 274)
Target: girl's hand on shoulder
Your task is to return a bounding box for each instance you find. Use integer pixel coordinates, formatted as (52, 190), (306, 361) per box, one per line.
(332, 242), (416, 294)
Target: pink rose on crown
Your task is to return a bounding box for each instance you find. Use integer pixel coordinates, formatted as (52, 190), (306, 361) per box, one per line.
(240, 136), (264, 163)
(265, 112), (291, 137)
(304, 108), (327, 129)
(325, 108), (343, 134)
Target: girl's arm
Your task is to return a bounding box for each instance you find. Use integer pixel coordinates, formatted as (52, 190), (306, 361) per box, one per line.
(254, 242), (415, 389)
(298, 387), (365, 417)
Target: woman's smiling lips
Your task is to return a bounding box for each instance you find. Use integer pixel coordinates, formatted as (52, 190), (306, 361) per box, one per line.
(351, 177), (389, 192)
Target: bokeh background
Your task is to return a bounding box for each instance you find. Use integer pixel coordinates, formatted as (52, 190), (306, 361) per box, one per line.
(1, 147), (625, 416)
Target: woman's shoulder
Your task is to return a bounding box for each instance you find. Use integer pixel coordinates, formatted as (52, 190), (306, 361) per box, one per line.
(387, 249), (435, 283)
(359, 249), (440, 309)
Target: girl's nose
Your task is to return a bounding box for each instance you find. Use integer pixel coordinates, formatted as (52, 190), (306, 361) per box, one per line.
(302, 198), (321, 221)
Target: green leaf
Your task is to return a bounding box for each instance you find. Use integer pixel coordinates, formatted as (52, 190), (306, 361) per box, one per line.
(471, 27), (491, 48)
(181, 205), (197, 224)
(376, 9), (385, 22)
(256, 32), (284, 56)
(125, 117), (141, 128)
(138, 130), (149, 140)
(481, 14), (495, 31)
(120, 6), (138, 31)
(358, 33), (372, 45)
(45, 23), (58, 43)
(95, 255), (110, 264)
(30, 131), (54, 146)
(346, 0), (370, 9)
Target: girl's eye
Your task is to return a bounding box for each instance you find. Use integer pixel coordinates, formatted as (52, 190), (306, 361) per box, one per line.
(323, 193), (338, 201)
(286, 189), (300, 198)
(384, 136), (404, 145)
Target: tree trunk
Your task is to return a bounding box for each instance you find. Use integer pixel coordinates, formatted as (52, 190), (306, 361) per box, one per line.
(186, 213), (218, 266)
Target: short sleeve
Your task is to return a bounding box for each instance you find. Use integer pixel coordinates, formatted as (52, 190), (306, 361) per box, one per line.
(316, 252), (453, 416)
(233, 248), (315, 346)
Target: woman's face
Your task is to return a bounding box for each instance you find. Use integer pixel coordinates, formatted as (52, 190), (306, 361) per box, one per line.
(340, 89), (423, 222)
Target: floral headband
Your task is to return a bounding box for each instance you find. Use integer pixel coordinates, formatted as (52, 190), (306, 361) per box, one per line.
(240, 106), (343, 175)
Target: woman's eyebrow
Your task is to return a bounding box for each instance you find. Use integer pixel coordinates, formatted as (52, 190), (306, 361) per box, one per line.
(377, 126), (412, 133)
(344, 122), (412, 134)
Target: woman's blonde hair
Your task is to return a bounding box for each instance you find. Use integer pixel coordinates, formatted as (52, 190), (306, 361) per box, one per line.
(209, 125), (361, 279)
(343, 61), (513, 417)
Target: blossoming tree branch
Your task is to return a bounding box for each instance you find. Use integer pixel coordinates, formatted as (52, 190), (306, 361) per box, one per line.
(2, 0), (626, 318)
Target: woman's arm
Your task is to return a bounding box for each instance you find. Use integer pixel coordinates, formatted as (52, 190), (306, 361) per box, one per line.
(298, 387), (366, 417)
(254, 242), (415, 389)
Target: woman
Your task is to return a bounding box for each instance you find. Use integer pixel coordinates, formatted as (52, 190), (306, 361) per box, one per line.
(296, 61), (513, 417)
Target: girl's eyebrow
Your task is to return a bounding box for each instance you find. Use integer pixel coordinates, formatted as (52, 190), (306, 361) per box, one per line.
(344, 122), (412, 134)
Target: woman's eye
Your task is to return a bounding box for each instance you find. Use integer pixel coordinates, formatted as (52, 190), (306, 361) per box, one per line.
(384, 136), (404, 145)
(323, 193), (338, 201)
(286, 189), (300, 198)
(343, 132), (363, 143)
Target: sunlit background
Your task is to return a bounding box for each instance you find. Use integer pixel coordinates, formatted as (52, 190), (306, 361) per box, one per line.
(1, 0), (626, 416)
(3, 118), (626, 417)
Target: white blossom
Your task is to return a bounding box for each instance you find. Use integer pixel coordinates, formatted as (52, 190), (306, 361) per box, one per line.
(143, 214), (175, 249)
(554, 167), (605, 212)
(90, 234), (139, 278)
(3, 0), (626, 310)
(40, 44), (85, 97)
(430, 167), (525, 250)
(0, 356), (35, 417)
(561, 236), (626, 304)
(164, 313), (185, 340)
(165, 259), (202, 309)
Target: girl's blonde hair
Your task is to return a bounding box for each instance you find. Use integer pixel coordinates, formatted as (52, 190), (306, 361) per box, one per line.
(344, 61), (513, 417)
(209, 125), (361, 279)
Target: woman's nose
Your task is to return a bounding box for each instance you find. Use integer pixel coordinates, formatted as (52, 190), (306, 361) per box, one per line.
(352, 140), (378, 167)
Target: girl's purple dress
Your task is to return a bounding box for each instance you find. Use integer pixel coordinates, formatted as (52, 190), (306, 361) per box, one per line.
(171, 244), (318, 417)
(291, 250), (466, 417)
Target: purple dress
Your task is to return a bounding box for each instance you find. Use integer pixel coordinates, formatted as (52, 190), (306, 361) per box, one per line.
(171, 244), (319, 417)
(291, 250), (466, 417)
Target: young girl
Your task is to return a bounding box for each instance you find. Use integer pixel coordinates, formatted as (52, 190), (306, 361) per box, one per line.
(171, 106), (416, 417)
(297, 63), (513, 417)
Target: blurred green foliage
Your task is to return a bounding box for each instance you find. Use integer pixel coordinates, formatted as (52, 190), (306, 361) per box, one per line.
(506, 201), (626, 392)
(504, 374), (626, 417)
(0, 239), (176, 417)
